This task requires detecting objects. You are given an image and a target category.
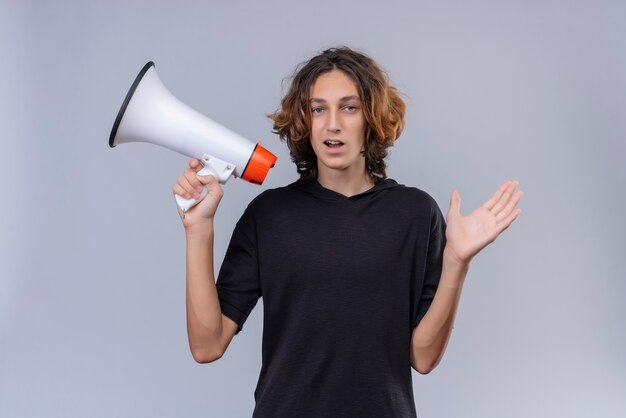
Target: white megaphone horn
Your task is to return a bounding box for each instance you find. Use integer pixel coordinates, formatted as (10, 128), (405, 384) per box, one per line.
(109, 61), (277, 214)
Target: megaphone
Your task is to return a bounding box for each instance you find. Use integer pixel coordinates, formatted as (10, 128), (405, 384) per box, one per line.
(109, 61), (277, 214)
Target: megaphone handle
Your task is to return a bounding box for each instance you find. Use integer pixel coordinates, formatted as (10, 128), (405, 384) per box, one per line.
(174, 154), (235, 215)
(174, 167), (212, 214)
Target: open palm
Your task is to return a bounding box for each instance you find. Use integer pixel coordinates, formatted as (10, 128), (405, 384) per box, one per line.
(444, 180), (523, 264)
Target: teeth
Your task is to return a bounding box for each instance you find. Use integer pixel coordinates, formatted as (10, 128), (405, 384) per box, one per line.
(325, 140), (343, 145)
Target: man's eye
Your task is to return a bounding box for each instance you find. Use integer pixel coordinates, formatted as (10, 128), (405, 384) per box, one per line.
(311, 108), (324, 114)
(344, 105), (357, 111)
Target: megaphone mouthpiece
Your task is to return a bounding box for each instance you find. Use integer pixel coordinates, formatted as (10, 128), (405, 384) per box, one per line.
(242, 141), (278, 185)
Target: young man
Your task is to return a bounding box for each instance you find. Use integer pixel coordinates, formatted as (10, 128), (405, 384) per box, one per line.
(173, 47), (523, 417)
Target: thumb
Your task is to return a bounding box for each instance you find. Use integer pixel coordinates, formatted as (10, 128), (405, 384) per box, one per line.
(449, 189), (461, 217)
(196, 173), (217, 186)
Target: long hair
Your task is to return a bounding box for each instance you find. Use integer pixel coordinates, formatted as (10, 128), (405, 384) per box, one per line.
(268, 46), (407, 181)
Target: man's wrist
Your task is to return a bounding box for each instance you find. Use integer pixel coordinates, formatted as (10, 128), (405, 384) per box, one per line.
(441, 249), (471, 289)
(185, 221), (215, 239)
(443, 247), (471, 269)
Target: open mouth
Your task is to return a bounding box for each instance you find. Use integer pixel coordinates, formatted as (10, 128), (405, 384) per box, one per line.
(324, 140), (344, 148)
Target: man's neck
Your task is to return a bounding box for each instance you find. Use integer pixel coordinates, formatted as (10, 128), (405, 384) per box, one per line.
(316, 166), (375, 198)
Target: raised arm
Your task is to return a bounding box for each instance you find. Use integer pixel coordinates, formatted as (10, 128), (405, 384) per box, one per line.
(174, 159), (239, 363)
(411, 180), (523, 374)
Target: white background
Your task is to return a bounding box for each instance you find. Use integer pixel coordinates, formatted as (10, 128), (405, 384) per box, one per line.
(1, 1), (624, 417)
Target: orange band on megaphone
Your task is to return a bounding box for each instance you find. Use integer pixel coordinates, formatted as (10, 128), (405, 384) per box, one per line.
(242, 142), (277, 185)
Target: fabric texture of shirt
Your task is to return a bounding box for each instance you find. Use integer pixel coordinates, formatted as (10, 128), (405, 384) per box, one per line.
(215, 176), (447, 418)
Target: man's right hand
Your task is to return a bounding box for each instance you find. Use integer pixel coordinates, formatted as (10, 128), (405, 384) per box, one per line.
(173, 158), (224, 230)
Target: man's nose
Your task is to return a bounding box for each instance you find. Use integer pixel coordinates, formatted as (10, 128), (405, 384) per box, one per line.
(327, 108), (341, 132)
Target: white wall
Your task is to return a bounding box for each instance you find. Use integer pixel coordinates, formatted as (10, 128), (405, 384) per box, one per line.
(1, 1), (624, 417)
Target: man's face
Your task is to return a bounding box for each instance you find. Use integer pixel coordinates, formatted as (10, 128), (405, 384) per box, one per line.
(308, 70), (367, 177)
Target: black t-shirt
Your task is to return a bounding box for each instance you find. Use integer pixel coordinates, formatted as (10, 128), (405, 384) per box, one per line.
(216, 177), (446, 418)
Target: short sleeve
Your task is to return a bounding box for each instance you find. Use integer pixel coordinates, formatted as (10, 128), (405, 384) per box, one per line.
(411, 197), (447, 329)
(215, 204), (262, 336)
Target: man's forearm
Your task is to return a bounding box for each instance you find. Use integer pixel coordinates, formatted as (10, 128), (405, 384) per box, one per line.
(411, 248), (470, 373)
(185, 223), (224, 361)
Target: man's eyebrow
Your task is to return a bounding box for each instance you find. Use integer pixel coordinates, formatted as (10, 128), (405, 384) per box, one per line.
(309, 95), (361, 104)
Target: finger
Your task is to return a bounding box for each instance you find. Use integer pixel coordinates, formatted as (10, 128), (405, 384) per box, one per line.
(184, 168), (204, 193)
(449, 189), (461, 217)
(197, 174), (224, 199)
(483, 181), (511, 211)
(495, 190), (523, 223)
(173, 184), (193, 200)
(189, 158), (202, 171)
(496, 207), (521, 234)
(178, 175), (200, 198)
(491, 181), (518, 216)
